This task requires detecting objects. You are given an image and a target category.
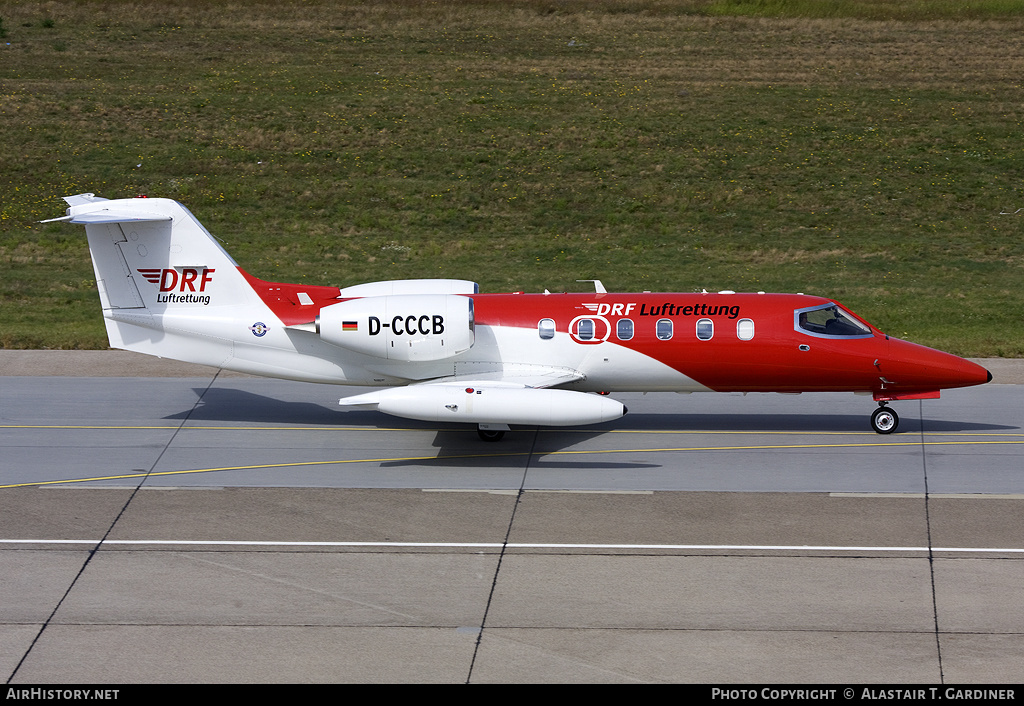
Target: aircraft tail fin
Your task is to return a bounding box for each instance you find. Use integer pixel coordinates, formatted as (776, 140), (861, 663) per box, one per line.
(48, 194), (267, 366)
(51, 193), (258, 312)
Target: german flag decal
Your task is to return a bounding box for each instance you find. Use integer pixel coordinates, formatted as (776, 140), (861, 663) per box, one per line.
(342, 321), (358, 332)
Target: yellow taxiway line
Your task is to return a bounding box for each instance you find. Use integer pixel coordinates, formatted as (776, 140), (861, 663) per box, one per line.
(2, 431), (1023, 489)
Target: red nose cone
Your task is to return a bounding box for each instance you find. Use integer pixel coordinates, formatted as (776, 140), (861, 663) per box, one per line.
(883, 338), (991, 394)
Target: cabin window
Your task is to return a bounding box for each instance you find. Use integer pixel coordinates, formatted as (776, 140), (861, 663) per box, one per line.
(696, 318), (714, 341)
(538, 318), (555, 340)
(656, 319), (673, 340)
(737, 318), (755, 341)
(617, 318), (634, 341)
(795, 304), (872, 339)
(577, 318), (595, 340)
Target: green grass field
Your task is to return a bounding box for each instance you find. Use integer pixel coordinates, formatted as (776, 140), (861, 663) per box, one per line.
(2, 1), (1023, 355)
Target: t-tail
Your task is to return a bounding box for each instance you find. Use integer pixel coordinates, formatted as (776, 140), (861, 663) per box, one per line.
(45, 194), (363, 381)
(47, 194), (482, 384)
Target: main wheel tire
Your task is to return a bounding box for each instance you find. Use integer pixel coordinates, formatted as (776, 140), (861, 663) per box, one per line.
(871, 406), (899, 434)
(477, 429), (506, 442)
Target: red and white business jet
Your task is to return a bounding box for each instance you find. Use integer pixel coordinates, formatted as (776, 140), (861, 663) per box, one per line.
(47, 194), (991, 440)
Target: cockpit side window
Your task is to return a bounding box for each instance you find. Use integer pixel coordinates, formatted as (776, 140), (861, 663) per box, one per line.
(795, 304), (872, 339)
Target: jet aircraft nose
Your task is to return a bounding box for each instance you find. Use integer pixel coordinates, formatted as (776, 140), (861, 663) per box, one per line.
(883, 338), (992, 393)
(965, 359), (993, 386)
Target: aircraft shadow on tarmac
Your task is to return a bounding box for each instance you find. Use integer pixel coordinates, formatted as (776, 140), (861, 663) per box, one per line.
(380, 428), (662, 470)
(164, 387), (436, 428)
(162, 388), (1015, 468)
(169, 387), (1014, 434)
(410, 413), (1016, 469)
(166, 387), (1016, 433)
(162, 388), (657, 469)
(609, 412), (1015, 435)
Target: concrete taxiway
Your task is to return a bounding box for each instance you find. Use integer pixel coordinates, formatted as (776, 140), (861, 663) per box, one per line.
(1, 352), (1022, 683)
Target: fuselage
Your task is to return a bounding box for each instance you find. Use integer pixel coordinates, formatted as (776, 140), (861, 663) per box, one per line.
(236, 272), (988, 399)
(468, 291), (989, 398)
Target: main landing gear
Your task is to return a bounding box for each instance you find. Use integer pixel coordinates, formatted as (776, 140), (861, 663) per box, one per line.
(477, 424), (509, 442)
(870, 404), (899, 434)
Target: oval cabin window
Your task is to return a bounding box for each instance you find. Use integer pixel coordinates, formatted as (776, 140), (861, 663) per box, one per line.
(737, 318), (754, 341)
(538, 318), (555, 340)
(696, 318), (714, 341)
(656, 319), (673, 340)
(577, 318), (595, 340)
(617, 319), (634, 341)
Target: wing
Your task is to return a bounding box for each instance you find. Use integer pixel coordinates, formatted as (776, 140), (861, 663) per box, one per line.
(437, 361), (585, 389)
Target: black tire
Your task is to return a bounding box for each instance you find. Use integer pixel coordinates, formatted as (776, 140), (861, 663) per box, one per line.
(871, 406), (899, 434)
(477, 428), (506, 442)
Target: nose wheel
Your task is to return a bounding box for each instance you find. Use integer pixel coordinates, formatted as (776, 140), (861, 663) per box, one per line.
(871, 405), (899, 434)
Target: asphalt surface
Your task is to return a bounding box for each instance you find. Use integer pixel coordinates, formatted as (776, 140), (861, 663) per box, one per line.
(1, 351), (1022, 683)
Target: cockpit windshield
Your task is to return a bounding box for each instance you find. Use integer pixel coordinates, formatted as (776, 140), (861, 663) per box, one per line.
(795, 303), (872, 339)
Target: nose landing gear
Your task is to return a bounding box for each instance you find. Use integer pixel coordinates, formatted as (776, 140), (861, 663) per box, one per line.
(870, 405), (899, 434)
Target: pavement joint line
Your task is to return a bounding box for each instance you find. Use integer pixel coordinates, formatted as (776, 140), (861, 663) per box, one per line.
(2, 539), (1024, 553)
(4, 437), (1024, 489)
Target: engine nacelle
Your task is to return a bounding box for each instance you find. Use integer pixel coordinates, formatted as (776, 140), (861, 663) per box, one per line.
(337, 278), (478, 298)
(317, 294), (474, 362)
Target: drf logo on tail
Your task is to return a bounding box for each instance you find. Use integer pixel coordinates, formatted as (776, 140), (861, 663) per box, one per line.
(137, 268), (215, 292)
(137, 268), (215, 306)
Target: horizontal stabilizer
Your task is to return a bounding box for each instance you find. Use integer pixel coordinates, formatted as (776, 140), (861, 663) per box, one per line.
(63, 193), (109, 207)
(40, 210), (172, 225)
(68, 210), (172, 225)
(41, 194), (173, 225)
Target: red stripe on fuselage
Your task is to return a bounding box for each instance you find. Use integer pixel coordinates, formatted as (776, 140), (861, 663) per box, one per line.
(239, 268), (343, 326)
(471, 292), (877, 392)
(469, 292), (985, 395)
